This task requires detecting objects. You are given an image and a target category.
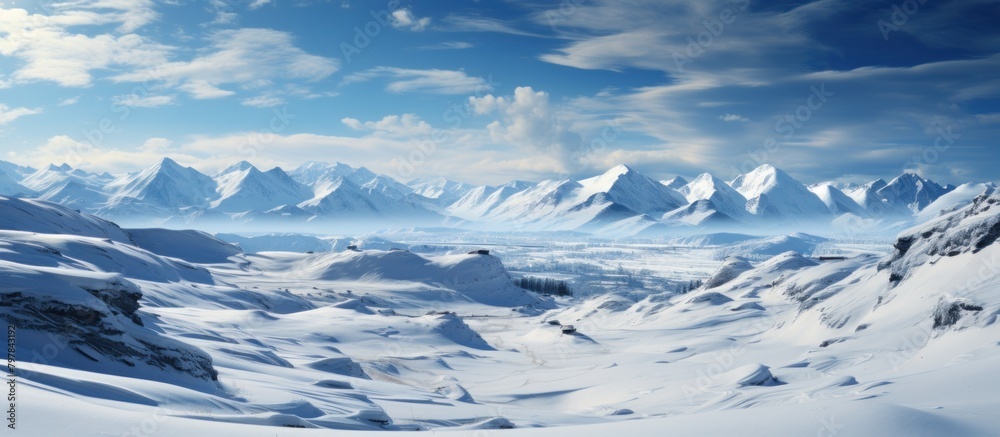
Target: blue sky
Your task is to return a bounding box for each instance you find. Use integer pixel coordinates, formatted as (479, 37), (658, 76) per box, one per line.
(0, 0), (997, 185)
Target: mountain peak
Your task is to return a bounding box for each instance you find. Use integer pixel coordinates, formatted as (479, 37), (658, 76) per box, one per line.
(157, 157), (182, 169)
(219, 160), (257, 176)
(605, 164), (635, 176)
(662, 176), (688, 190)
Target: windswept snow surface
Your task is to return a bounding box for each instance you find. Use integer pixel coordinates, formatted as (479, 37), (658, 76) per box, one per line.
(2, 196), (1000, 436)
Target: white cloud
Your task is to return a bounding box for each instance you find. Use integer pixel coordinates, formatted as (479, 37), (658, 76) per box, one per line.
(242, 95), (286, 108)
(342, 67), (488, 95)
(719, 114), (750, 122)
(206, 0), (237, 25)
(112, 93), (176, 107)
(390, 8), (430, 31)
(0, 8), (171, 87)
(58, 96), (81, 106)
(248, 0), (273, 10)
(441, 14), (542, 37)
(469, 86), (585, 173)
(113, 28), (339, 99)
(140, 137), (173, 153)
(0, 104), (42, 125)
(417, 41), (473, 50)
(341, 114), (432, 137)
(23, 135), (200, 174)
(177, 80), (236, 99)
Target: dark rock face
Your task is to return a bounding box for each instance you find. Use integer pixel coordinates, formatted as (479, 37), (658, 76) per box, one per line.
(932, 300), (984, 329)
(879, 189), (1000, 284)
(0, 279), (219, 385)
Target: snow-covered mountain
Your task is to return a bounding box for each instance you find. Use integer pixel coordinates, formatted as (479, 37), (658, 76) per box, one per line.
(809, 183), (867, 216)
(731, 164), (832, 221)
(876, 173), (952, 213)
(0, 158), (974, 235)
(447, 180), (534, 220)
(661, 176), (689, 191)
(675, 173), (750, 223)
(0, 169), (34, 197)
(408, 177), (475, 206)
(105, 158), (219, 209)
(578, 164), (687, 216)
(0, 159), (35, 181)
(212, 161), (312, 212)
(299, 177), (441, 224)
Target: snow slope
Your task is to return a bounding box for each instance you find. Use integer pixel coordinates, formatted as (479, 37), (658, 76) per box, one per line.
(5, 193), (1000, 435)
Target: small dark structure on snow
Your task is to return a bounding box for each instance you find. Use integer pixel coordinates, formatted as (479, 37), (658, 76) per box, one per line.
(468, 249), (491, 255)
(818, 256), (847, 261)
(561, 325), (576, 334)
(346, 245), (359, 251)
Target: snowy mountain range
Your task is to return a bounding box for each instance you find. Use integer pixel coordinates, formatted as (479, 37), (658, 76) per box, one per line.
(0, 158), (988, 236)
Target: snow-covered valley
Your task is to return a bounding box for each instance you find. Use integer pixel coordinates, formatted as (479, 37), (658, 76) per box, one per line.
(2, 185), (1000, 435)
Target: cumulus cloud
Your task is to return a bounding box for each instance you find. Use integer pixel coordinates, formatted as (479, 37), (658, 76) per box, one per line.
(719, 114), (750, 122)
(22, 135), (198, 173)
(390, 8), (431, 31)
(341, 114), (433, 137)
(469, 86), (586, 173)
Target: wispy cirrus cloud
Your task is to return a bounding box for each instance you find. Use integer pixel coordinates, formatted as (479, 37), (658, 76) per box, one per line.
(113, 28), (339, 99)
(112, 93), (176, 107)
(0, 104), (42, 125)
(416, 41), (474, 50)
(341, 67), (488, 94)
(242, 95), (286, 108)
(441, 14), (544, 37)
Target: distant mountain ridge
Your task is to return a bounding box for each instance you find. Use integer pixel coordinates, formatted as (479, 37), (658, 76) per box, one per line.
(0, 158), (972, 236)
